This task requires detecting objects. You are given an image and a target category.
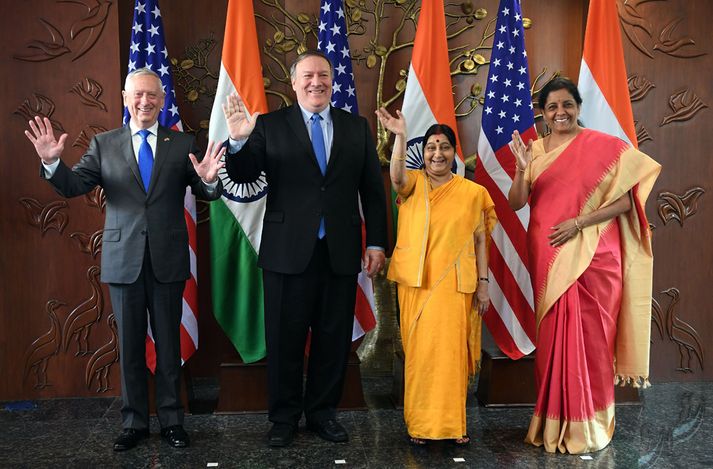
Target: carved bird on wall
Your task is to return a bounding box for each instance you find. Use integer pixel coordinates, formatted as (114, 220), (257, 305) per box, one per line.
(653, 18), (707, 58)
(62, 266), (103, 356)
(60, 0), (112, 61)
(662, 288), (704, 373)
(85, 313), (119, 393)
(13, 18), (70, 62)
(70, 78), (107, 111)
(24, 300), (64, 389)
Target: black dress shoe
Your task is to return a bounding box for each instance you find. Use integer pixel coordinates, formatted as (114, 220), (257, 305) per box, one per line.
(307, 418), (348, 443)
(161, 425), (190, 448)
(113, 428), (149, 451)
(268, 422), (296, 447)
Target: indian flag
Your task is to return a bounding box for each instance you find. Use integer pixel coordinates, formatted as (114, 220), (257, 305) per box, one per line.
(400, 0), (464, 174)
(577, 0), (637, 147)
(208, 0), (269, 363)
(393, 0), (463, 235)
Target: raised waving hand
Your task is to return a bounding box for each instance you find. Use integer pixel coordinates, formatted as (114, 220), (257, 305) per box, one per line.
(25, 116), (68, 164)
(223, 92), (260, 141)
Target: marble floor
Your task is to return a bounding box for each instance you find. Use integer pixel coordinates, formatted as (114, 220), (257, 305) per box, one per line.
(1, 378), (711, 468)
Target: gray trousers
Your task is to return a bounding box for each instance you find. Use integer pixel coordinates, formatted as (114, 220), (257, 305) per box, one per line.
(109, 246), (184, 430)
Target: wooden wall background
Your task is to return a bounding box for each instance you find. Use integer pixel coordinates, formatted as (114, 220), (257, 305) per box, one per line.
(0, 0), (709, 401)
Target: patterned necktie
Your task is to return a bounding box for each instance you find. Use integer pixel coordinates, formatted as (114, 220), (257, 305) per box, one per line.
(310, 114), (327, 238)
(137, 129), (154, 191)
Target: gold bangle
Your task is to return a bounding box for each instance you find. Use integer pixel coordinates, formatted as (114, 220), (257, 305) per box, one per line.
(516, 166), (526, 172)
(392, 155), (406, 161)
(574, 217), (583, 231)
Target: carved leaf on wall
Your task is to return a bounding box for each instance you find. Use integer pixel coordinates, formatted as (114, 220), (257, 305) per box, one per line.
(85, 313), (118, 393)
(634, 120), (652, 145)
(70, 77), (107, 111)
(73, 125), (108, 150)
(23, 300), (64, 389)
(13, 18), (70, 62)
(84, 186), (106, 213)
(657, 288), (704, 373)
(657, 187), (705, 226)
(19, 198), (69, 235)
(14, 94), (65, 133)
(65, 0), (113, 61)
(628, 74), (655, 101)
(617, 0), (654, 58)
(653, 18), (707, 58)
(70, 230), (103, 258)
(62, 266), (104, 356)
(660, 89), (708, 126)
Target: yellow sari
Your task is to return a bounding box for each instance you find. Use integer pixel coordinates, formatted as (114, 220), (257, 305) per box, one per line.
(388, 170), (496, 440)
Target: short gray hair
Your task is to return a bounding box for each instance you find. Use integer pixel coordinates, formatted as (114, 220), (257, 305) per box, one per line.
(289, 50), (333, 80)
(124, 67), (164, 94)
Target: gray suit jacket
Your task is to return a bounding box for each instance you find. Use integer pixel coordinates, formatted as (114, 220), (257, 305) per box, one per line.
(43, 125), (222, 284)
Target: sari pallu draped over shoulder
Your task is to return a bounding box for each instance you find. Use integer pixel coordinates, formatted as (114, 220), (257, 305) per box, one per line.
(528, 129), (660, 384)
(524, 129), (660, 453)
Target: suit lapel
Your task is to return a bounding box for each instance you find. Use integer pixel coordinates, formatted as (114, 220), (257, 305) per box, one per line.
(286, 104), (323, 174)
(121, 127), (145, 191)
(147, 126), (172, 197)
(327, 107), (342, 175)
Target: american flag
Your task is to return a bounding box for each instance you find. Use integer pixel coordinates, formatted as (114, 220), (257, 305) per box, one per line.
(318, 0), (377, 340)
(124, 0), (200, 370)
(475, 0), (537, 359)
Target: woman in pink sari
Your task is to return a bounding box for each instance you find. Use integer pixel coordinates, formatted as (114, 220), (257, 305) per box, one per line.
(508, 78), (660, 454)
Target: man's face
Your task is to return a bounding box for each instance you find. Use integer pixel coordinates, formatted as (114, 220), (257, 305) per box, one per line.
(122, 74), (165, 129)
(291, 55), (332, 114)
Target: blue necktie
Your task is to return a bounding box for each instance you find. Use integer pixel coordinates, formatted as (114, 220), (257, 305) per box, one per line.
(310, 114), (327, 238)
(137, 129), (154, 191)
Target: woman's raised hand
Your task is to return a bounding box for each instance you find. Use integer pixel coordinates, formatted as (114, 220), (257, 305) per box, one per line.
(509, 129), (532, 171)
(375, 107), (406, 137)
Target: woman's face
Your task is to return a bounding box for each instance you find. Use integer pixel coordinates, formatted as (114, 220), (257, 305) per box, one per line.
(543, 88), (581, 135)
(423, 133), (455, 178)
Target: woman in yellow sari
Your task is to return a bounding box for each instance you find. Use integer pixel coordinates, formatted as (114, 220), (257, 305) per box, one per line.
(377, 108), (497, 446)
(508, 77), (661, 454)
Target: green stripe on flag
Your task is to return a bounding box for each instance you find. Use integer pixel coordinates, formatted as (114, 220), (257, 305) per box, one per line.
(210, 199), (266, 363)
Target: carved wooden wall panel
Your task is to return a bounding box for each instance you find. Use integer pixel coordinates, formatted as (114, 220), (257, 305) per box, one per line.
(1, 0), (122, 400)
(2, 0), (710, 401)
(620, 0), (711, 381)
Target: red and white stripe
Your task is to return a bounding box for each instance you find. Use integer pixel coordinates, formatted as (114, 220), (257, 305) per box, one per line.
(475, 128), (537, 359)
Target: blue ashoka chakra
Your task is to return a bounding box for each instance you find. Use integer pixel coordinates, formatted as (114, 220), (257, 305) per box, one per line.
(405, 137), (424, 170)
(218, 156), (268, 203)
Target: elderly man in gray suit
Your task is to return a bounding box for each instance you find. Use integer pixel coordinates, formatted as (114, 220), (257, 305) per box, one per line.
(24, 68), (225, 451)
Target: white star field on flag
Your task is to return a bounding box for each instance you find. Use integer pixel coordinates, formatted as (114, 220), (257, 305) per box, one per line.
(318, 0), (358, 114)
(123, 0), (180, 129)
(481, 2), (534, 150)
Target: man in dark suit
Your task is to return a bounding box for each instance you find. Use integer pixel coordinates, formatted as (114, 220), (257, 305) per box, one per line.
(24, 68), (225, 451)
(223, 50), (387, 447)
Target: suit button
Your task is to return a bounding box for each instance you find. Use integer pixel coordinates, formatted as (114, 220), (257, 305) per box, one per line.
(141, 230), (147, 235)
(320, 186), (326, 192)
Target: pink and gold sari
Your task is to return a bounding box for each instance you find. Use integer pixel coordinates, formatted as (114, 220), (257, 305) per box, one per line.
(523, 129), (660, 453)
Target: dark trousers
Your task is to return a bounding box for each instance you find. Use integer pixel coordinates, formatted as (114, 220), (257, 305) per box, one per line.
(263, 238), (357, 425)
(109, 246), (184, 430)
